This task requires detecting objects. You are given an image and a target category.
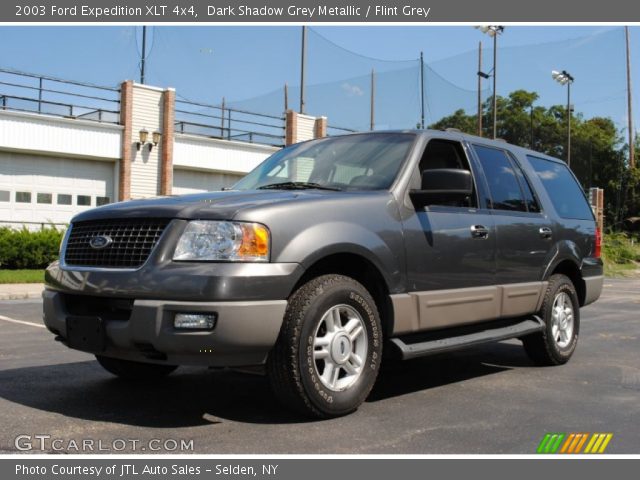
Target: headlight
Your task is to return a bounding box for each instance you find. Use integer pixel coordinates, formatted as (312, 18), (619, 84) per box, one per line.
(173, 221), (270, 262)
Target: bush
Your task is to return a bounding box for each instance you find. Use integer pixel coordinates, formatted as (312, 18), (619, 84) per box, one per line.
(0, 226), (65, 269)
(603, 232), (640, 265)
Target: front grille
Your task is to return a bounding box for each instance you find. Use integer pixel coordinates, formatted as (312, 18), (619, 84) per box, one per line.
(64, 218), (170, 268)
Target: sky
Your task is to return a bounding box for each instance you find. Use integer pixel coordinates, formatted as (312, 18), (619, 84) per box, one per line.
(0, 25), (637, 134)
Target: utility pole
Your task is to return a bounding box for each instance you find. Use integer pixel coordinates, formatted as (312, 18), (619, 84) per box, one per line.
(475, 26), (504, 139)
(567, 80), (572, 167)
(477, 41), (483, 136)
(140, 26), (147, 84)
(420, 51), (425, 129)
(552, 70), (574, 167)
(492, 31), (498, 139)
(626, 26), (635, 169)
(370, 69), (375, 131)
(300, 26), (307, 114)
(284, 83), (289, 112)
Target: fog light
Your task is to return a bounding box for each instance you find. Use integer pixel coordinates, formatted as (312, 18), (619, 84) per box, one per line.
(174, 313), (217, 330)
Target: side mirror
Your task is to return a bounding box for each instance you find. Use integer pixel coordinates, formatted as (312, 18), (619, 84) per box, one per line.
(410, 168), (473, 205)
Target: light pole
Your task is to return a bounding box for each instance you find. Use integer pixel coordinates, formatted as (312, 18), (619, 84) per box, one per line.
(476, 26), (504, 139)
(552, 70), (575, 166)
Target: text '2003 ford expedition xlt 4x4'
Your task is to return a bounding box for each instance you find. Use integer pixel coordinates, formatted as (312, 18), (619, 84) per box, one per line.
(44, 130), (603, 418)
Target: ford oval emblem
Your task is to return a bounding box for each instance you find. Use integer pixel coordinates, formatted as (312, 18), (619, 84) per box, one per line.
(89, 235), (113, 249)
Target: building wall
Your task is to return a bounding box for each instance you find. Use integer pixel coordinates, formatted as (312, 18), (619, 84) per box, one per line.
(172, 168), (242, 195)
(0, 110), (121, 160)
(0, 151), (115, 227)
(130, 84), (164, 198)
(173, 134), (278, 175)
(0, 80), (328, 227)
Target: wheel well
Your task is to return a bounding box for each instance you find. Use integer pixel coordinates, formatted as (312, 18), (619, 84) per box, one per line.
(293, 253), (394, 337)
(551, 260), (586, 306)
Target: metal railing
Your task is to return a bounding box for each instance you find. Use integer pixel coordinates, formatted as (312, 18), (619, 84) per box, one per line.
(0, 68), (120, 124)
(327, 124), (359, 136)
(175, 98), (285, 147)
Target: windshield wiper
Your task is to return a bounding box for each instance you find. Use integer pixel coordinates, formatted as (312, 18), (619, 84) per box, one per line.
(257, 181), (341, 191)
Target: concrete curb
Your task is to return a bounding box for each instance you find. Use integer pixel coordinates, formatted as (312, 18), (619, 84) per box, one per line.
(0, 283), (44, 301)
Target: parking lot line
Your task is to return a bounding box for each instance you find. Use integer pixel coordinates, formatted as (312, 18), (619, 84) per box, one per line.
(0, 314), (45, 329)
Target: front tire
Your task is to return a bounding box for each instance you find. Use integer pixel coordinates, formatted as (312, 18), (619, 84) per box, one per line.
(267, 274), (383, 418)
(95, 355), (178, 380)
(522, 274), (580, 366)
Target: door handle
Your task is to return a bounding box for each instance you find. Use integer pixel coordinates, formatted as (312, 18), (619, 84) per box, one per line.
(539, 227), (553, 239)
(470, 225), (489, 239)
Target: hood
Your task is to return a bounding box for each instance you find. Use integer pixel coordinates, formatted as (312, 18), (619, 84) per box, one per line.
(71, 190), (344, 223)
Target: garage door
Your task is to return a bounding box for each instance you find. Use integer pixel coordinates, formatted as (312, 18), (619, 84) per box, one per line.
(172, 168), (242, 195)
(0, 152), (115, 227)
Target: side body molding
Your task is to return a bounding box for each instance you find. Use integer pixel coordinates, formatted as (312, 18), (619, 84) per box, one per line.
(390, 281), (548, 335)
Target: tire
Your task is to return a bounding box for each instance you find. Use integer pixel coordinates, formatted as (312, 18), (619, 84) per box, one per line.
(95, 355), (178, 380)
(522, 274), (580, 366)
(267, 274), (383, 418)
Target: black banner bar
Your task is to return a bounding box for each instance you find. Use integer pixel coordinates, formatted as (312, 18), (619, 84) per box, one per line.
(2, 0), (639, 23)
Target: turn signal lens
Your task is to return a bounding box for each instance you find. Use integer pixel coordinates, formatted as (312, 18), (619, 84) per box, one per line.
(238, 223), (270, 259)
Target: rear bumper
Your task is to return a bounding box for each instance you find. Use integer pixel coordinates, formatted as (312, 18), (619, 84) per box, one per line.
(43, 289), (287, 367)
(583, 275), (604, 306)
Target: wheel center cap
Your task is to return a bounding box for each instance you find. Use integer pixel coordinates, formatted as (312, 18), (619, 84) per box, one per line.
(330, 333), (352, 364)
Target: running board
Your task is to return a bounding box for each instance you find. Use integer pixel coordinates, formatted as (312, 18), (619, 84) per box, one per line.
(389, 317), (545, 360)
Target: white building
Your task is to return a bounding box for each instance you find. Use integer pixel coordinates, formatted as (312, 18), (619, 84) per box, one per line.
(0, 71), (327, 228)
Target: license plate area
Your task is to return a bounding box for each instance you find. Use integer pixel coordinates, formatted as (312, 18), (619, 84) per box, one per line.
(66, 316), (106, 352)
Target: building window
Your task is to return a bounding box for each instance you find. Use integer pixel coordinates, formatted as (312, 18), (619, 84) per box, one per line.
(57, 194), (72, 205)
(37, 193), (53, 204)
(77, 195), (92, 206)
(16, 192), (31, 203)
(0, 190), (9, 202)
(96, 196), (111, 206)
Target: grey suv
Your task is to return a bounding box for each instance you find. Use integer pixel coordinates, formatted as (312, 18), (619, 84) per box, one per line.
(43, 130), (603, 418)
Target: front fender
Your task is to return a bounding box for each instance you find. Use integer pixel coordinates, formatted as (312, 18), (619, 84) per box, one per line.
(275, 221), (405, 294)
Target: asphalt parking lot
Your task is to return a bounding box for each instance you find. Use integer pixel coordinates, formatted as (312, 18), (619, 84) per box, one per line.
(0, 278), (638, 454)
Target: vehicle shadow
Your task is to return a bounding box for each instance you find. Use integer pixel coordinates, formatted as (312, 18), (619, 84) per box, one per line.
(369, 341), (533, 401)
(0, 341), (535, 427)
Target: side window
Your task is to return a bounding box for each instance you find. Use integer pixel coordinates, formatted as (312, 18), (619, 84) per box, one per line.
(473, 145), (527, 212)
(509, 154), (541, 213)
(418, 139), (477, 208)
(527, 155), (594, 220)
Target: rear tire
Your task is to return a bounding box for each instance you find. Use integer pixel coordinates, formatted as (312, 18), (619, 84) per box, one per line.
(522, 274), (580, 366)
(267, 274), (383, 418)
(95, 355), (178, 380)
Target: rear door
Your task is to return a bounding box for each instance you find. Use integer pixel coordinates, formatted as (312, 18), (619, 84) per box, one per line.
(469, 143), (554, 315)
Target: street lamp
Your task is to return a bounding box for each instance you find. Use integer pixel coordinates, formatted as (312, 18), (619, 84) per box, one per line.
(552, 69), (575, 166)
(476, 25), (504, 139)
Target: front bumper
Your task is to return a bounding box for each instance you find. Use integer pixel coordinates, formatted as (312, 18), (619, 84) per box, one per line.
(43, 289), (287, 367)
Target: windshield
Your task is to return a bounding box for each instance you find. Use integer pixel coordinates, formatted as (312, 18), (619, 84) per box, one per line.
(233, 133), (416, 191)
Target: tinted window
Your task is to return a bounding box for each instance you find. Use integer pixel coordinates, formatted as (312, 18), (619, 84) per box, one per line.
(418, 139), (477, 208)
(96, 196), (111, 206)
(0, 190), (9, 202)
(473, 145), (526, 212)
(37, 193), (52, 204)
(57, 194), (72, 205)
(16, 192), (31, 203)
(77, 195), (91, 206)
(528, 156), (593, 220)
